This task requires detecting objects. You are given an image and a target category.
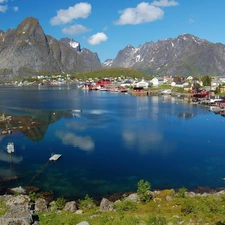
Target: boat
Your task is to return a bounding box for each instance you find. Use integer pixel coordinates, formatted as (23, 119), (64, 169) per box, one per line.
(7, 142), (14, 153)
(49, 154), (62, 161)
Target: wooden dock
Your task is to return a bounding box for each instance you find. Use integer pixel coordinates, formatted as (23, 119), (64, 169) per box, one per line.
(49, 154), (62, 161)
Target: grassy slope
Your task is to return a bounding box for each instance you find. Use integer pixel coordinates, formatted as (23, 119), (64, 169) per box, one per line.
(37, 190), (225, 225)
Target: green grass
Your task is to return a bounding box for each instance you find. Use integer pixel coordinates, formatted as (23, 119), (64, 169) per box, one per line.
(36, 192), (225, 225)
(0, 200), (7, 216)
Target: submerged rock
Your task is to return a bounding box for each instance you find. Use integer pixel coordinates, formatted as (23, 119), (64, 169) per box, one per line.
(10, 186), (26, 195)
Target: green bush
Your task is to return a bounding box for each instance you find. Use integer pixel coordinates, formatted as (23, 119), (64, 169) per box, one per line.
(114, 199), (137, 212)
(137, 179), (151, 203)
(55, 197), (66, 210)
(29, 192), (43, 201)
(175, 187), (187, 198)
(0, 200), (7, 216)
(181, 198), (196, 215)
(78, 194), (96, 209)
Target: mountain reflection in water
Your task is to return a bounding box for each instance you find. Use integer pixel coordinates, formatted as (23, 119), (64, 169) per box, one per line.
(0, 86), (224, 199)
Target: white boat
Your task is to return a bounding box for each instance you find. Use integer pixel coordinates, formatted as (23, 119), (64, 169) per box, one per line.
(209, 106), (221, 111)
(7, 142), (14, 153)
(161, 89), (171, 95)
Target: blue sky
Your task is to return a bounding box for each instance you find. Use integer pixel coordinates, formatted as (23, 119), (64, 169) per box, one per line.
(0, 0), (225, 62)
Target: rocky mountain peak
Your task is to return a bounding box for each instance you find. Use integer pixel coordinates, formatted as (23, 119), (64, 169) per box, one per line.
(0, 17), (102, 80)
(104, 33), (225, 77)
(60, 38), (81, 52)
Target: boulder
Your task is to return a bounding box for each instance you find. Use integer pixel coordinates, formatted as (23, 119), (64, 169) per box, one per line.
(10, 186), (26, 195)
(126, 193), (140, 202)
(63, 201), (77, 212)
(35, 198), (48, 212)
(76, 222), (89, 225)
(0, 195), (33, 225)
(100, 198), (114, 212)
(75, 209), (83, 214)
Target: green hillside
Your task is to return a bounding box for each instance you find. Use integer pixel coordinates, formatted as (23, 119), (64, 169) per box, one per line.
(72, 68), (151, 80)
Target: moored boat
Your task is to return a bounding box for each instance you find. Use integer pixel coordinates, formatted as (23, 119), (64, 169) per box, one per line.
(7, 142), (14, 153)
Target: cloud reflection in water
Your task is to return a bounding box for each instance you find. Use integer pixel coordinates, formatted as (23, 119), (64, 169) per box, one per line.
(0, 150), (23, 164)
(56, 131), (94, 151)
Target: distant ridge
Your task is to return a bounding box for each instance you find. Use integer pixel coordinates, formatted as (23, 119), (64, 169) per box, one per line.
(1, 17), (225, 80)
(103, 33), (225, 77)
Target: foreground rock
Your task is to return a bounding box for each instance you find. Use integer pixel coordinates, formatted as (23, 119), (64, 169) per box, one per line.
(99, 198), (114, 212)
(0, 195), (33, 225)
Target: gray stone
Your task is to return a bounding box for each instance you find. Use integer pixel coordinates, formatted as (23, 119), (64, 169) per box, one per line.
(35, 198), (48, 212)
(126, 193), (140, 202)
(186, 191), (196, 198)
(76, 222), (89, 225)
(99, 198), (114, 212)
(75, 209), (83, 214)
(63, 201), (77, 212)
(166, 195), (173, 201)
(0, 195), (33, 225)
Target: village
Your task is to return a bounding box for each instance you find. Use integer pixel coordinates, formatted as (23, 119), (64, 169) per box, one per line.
(1, 73), (225, 113)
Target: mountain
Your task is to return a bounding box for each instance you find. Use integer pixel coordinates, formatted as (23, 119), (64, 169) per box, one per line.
(0, 17), (102, 80)
(104, 34), (225, 77)
(59, 38), (81, 52)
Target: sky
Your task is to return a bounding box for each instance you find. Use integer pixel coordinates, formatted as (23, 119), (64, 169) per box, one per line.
(0, 0), (225, 62)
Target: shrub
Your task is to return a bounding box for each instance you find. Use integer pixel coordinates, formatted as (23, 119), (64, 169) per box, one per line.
(176, 187), (187, 198)
(137, 179), (151, 203)
(55, 197), (66, 210)
(114, 199), (138, 212)
(181, 198), (196, 215)
(78, 194), (96, 209)
(29, 192), (43, 201)
(0, 200), (7, 216)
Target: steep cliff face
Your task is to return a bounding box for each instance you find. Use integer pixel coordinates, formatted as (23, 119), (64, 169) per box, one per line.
(0, 17), (102, 80)
(105, 34), (225, 77)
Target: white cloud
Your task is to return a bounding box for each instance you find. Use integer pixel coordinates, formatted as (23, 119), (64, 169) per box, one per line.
(13, 6), (19, 12)
(0, 5), (7, 13)
(0, 0), (7, 3)
(188, 18), (195, 24)
(50, 2), (91, 25)
(88, 32), (108, 45)
(62, 24), (90, 35)
(115, 2), (164, 25)
(151, 0), (179, 7)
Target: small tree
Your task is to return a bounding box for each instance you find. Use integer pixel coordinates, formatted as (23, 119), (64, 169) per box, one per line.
(78, 194), (96, 209)
(137, 179), (151, 203)
(201, 75), (212, 86)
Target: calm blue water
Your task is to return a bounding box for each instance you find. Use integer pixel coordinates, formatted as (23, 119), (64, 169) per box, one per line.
(0, 85), (225, 199)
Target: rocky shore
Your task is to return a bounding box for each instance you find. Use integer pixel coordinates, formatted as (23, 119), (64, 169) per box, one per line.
(1, 186), (225, 225)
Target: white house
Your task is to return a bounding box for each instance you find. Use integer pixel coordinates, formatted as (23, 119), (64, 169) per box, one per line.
(150, 77), (164, 86)
(219, 77), (225, 83)
(211, 80), (223, 89)
(186, 76), (193, 81)
(135, 79), (150, 88)
(171, 81), (189, 87)
(120, 79), (134, 87)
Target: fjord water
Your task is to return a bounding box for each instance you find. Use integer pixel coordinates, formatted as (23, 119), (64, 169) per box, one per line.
(0, 85), (225, 199)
